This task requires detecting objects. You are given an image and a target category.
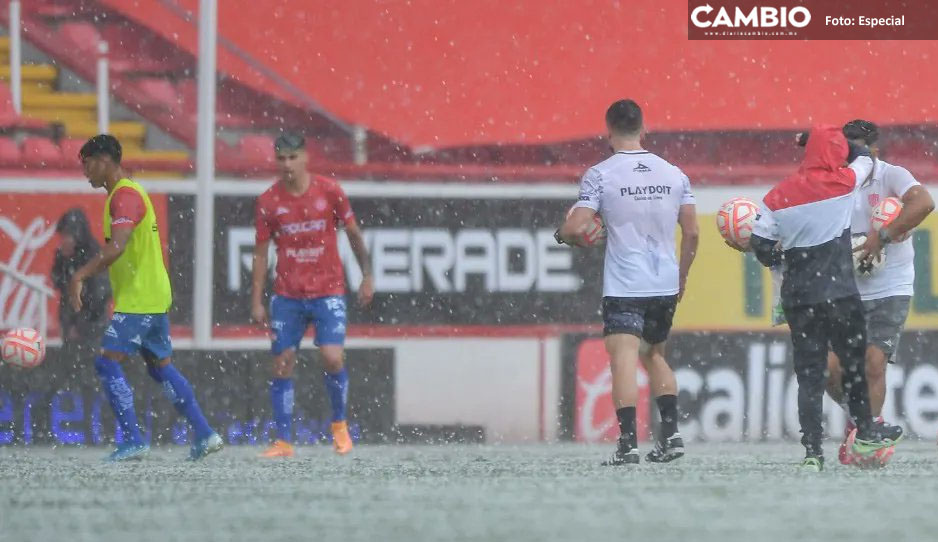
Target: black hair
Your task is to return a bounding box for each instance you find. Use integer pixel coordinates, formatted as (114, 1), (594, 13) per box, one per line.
(79, 134), (122, 164)
(843, 119), (879, 146)
(605, 99), (643, 136)
(52, 208), (102, 292)
(274, 133), (306, 154)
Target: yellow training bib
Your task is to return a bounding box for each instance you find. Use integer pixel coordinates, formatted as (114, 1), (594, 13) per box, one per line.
(103, 178), (172, 314)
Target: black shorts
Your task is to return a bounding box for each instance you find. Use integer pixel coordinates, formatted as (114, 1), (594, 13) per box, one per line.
(862, 296), (910, 363)
(602, 296), (678, 344)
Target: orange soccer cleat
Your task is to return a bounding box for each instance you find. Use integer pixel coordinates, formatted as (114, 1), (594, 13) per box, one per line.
(259, 439), (295, 458)
(331, 421), (354, 455)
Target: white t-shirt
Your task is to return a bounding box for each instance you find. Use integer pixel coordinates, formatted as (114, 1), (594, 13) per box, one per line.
(851, 159), (920, 300)
(573, 150), (695, 297)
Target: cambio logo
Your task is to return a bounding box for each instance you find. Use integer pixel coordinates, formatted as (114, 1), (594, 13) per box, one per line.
(691, 3), (811, 28)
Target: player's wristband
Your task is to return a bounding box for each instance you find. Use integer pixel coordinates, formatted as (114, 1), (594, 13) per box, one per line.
(553, 229), (565, 245)
(878, 228), (893, 245)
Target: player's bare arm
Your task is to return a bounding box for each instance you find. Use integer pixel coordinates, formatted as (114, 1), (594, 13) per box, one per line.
(558, 207), (603, 247)
(856, 185), (935, 262)
(250, 238), (271, 325)
(68, 227), (133, 312)
(677, 203), (699, 301)
(345, 219), (374, 307)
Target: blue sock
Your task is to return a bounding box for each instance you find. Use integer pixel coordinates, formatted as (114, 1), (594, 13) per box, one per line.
(270, 378), (294, 442)
(94, 356), (144, 446)
(156, 363), (214, 441)
(146, 363), (163, 383)
(323, 368), (348, 422)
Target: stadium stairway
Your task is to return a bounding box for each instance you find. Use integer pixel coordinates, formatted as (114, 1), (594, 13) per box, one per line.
(0, 31), (189, 176)
(0, 0), (362, 176)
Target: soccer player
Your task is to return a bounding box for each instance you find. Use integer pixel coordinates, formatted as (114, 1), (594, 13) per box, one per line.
(826, 120), (934, 464)
(743, 125), (901, 471)
(557, 99), (699, 465)
(68, 135), (222, 462)
(251, 133), (374, 458)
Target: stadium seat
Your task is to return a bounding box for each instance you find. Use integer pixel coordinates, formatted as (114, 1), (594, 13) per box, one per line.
(0, 84), (51, 131)
(136, 78), (182, 109)
(0, 84), (19, 127)
(0, 137), (21, 167)
(57, 21), (103, 55)
(176, 79), (198, 113)
(60, 138), (86, 165)
(29, 1), (78, 18)
(0, 84), (15, 114)
(22, 136), (64, 168)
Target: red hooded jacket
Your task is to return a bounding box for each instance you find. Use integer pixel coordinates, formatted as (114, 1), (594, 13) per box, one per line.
(751, 125), (874, 308)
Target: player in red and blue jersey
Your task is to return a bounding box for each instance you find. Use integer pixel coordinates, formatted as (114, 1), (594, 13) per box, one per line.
(251, 133), (373, 458)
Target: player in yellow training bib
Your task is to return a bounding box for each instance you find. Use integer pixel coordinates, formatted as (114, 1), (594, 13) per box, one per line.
(68, 135), (222, 462)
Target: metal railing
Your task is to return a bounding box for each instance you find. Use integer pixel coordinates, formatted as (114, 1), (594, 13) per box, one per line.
(0, 261), (54, 340)
(9, 0), (22, 114)
(97, 40), (109, 134)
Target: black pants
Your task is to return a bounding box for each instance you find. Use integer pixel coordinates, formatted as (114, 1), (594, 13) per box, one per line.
(784, 296), (873, 456)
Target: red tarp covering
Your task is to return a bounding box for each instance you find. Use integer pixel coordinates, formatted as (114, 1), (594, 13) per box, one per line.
(100, 0), (938, 148)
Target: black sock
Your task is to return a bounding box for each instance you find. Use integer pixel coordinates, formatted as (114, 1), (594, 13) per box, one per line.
(656, 394), (679, 440)
(615, 407), (637, 449)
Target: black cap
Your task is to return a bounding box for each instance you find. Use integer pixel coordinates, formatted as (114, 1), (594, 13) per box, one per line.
(843, 119), (879, 145)
(274, 133), (306, 154)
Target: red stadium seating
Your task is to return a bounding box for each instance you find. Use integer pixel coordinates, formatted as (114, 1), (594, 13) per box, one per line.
(0, 137), (21, 167)
(59, 138), (85, 166)
(0, 85), (52, 131)
(136, 78), (182, 110)
(22, 137), (64, 168)
(57, 21), (101, 55)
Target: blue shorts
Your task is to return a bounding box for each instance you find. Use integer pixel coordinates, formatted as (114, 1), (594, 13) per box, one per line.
(101, 313), (173, 360)
(269, 295), (347, 354)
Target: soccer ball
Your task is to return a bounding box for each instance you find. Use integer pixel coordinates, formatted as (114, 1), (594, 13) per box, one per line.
(1, 328), (45, 369)
(566, 205), (606, 246)
(871, 196), (902, 231)
(870, 196), (910, 241)
(717, 197), (760, 245)
(852, 234), (886, 276)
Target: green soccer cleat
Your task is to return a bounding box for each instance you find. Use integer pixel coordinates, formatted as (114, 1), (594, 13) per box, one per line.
(851, 438), (895, 460)
(800, 456), (823, 472)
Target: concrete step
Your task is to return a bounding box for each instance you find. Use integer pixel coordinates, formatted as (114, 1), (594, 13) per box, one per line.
(123, 148), (190, 162)
(23, 108), (96, 124)
(23, 91), (96, 109)
(66, 120), (146, 144)
(0, 64), (57, 84)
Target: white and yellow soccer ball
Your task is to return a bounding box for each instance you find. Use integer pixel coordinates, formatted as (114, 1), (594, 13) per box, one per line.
(1, 328), (46, 369)
(852, 233), (886, 276)
(716, 197), (760, 246)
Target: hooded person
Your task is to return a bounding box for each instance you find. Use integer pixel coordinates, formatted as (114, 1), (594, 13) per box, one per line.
(747, 125), (902, 470)
(51, 208), (112, 358)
